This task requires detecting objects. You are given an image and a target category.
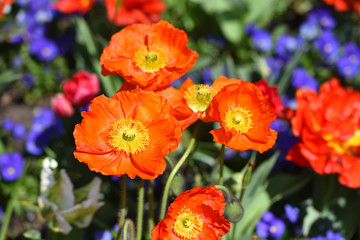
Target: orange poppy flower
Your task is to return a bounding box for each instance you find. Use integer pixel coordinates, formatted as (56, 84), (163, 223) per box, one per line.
(104, 0), (166, 26)
(73, 89), (181, 179)
(151, 185), (231, 240)
(156, 76), (236, 130)
(208, 79), (277, 153)
(287, 78), (360, 188)
(100, 20), (198, 91)
(52, 0), (95, 15)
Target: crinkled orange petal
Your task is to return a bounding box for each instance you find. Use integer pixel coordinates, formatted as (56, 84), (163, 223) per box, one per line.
(210, 128), (277, 153)
(100, 21), (198, 91)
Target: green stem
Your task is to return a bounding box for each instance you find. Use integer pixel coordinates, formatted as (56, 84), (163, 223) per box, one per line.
(159, 123), (199, 219)
(164, 156), (175, 170)
(214, 185), (231, 202)
(232, 152), (256, 240)
(136, 180), (145, 240)
(219, 144), (225, 185)
(116, 176), (127, 240)
(146, 180), (154, 239)
(0, 196), (15, 240)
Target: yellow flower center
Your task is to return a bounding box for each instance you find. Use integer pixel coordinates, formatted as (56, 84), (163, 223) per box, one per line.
(133, 46), (169, 73)
(224, 107), (254, 134)
(173, 207), (203, 239)
(108, 118), (150, 154)
(184, 84), (217, 112)
(324, 130), (360, 155)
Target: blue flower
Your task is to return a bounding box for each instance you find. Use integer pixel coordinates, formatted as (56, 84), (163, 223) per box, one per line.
(0, 152), (25, 182)
(265, 56), (286, 78)
(343, 43), (360, 64)
(0, 205), (3, 220)
(308, 8), (336, 30)
(35, 9), (54, 23)
(284, 204), (299, 223)
(314, 31), (339, 62)
(337, 56), (359, 78)
(25, 108), (63, 156)
(29, 38), (59, 61)
(256, 211), (286, 239)
(21, 72), (37, 89)
(308, 231), (345, 240)
(299, 20), (319, 40)
(93, 229), (113, 240)
(2, 119), (14, 131)
(275, 34), (298, 59)
(12, 123), (26, 140)
(291, 67), (319, 90)
(12, 54), (22, 70)
(246, 24), (272, 52)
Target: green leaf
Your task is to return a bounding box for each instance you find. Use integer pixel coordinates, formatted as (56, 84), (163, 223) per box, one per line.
(242, 151), (279, 201)
(23, 230), (42, 240)
(267, 170), (312, 203)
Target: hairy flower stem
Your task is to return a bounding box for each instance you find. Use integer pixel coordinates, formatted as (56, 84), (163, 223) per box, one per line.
(159, 122), (199, 220)
(219, 144), (225, 185)
(116, 176), (127, 240)
(0, 196), (15, 240)
(146, 180), (154, 239)
(136, 180), (145, 240)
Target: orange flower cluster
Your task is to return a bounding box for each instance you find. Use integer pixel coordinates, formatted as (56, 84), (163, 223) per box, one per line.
(74, 20), (278, 180)
(323, 0), (360, 15)
(151, 186), (231, 239)
(287, 78), (360, 188)
(104, 0), (166, 26)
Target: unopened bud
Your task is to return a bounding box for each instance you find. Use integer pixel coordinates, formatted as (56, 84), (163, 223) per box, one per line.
(224, 200), (244, 223)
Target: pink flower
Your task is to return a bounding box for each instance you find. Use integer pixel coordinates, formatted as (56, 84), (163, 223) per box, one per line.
(51, 93), (74, 118)
(63, 71), (100, 107)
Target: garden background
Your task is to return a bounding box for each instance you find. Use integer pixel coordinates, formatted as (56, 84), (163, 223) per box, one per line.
(0, 0), (360, 239)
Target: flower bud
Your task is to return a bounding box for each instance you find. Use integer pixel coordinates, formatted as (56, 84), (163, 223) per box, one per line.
(51, 93), (74, 118)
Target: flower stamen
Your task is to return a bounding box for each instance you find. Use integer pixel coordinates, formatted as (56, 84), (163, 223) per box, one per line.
(173, 207), (203, 239)
(224, 107), (254, 134)
(133, 45), (168, 73)
(108, 118), (150, 154)
(184, 84), (217, 112)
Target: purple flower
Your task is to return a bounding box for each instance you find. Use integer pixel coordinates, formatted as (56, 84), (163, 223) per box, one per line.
(308, 8), (336, 30)
(343, 43), (360, 63)
(275, 34), (298, 59)
(93, 229), (113, 240)
(21, 72), (37, 89)
(29, 38), (59, 61)
(284, 204), (299, 223)
(26, 108), (63, 156)
(299, 20), (319, 40)
(314, 31), (339, 62)
(337, 56), (359, 78)
(308, 231), (345, 240)
(256, 211), (286, 239)
(291, 68), (319, 90)
(0, 152), (25, 182)
(0, 206), (3, 220)
(35, 9), (54, 23)
(12, 54), (22, 70)
(265, 56), (286, 78)
(246, 24), (272, 52)
(2, 119), (14, 131)
(12, 123), (26, 140)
